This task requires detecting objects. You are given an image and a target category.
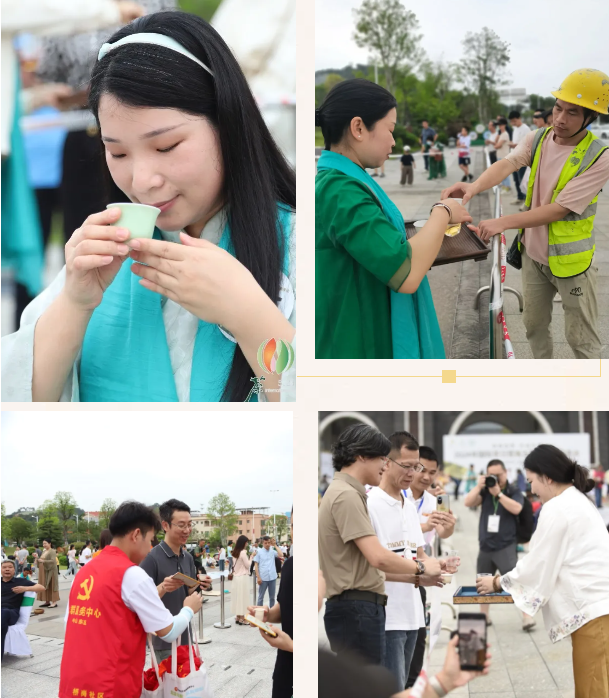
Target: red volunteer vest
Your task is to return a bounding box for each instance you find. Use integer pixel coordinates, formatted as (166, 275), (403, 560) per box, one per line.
(59, 546), (147, 698)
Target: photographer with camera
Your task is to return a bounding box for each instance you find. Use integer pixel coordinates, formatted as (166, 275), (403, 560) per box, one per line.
(463, 459), (535, 632)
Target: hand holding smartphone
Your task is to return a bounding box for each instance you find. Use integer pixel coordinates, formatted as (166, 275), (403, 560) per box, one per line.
(457, 613), (487, 671)
(244, 614), (278, 637)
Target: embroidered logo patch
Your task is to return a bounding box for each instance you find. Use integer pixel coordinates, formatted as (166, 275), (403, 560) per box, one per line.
(570, 287), (583, 297)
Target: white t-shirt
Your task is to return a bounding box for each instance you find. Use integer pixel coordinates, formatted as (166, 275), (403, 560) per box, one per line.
(457, 134), (471, 157)
(68, 549), (76, 562)
(405, 488), (438, 547)
(79, 548), (92, 565)
(367, 487), (426, 631)
(511, 122), (531, 149)
(219, 548), (226, 560)
(65, 565), (173, 632)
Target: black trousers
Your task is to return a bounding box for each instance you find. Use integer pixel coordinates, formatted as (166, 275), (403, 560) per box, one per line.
(405, 586), (427, 688)
(489, 150), (498, 165)
(14, 187), (61, 328)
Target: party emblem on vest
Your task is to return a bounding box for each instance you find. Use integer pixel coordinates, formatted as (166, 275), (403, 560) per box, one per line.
(77, 576), (94, 601)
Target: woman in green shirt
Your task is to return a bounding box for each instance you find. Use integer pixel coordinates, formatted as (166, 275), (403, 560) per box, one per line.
(315, 79), (472, 359)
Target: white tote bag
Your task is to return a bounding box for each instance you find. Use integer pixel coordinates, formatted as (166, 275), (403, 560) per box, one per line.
(141, 634), (163, 698)
(162, 627), (213, 698)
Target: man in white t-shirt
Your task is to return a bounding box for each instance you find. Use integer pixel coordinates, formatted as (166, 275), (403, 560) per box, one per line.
(79, 541), (92, 566)
(508, 110), (532, 204)
(219, 546), (226, 572)
(367, 431), (445, 693)
(60, 501), (203, 698)
(403, 445), (456, 689)
(457, 127), (473, 182)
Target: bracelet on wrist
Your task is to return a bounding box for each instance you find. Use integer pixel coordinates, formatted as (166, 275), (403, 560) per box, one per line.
(429, 202), (452, 222)
(493, 575), (502, 593)
(428, 674), (449, 697)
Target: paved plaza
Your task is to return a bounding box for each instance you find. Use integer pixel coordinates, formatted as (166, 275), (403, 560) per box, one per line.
(2, 570), (284, 698)
(319, 498), (609, 697)
(316, 146), (609, 359)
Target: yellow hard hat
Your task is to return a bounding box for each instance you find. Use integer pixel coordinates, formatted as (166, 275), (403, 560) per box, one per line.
(551, 69), (609, 114)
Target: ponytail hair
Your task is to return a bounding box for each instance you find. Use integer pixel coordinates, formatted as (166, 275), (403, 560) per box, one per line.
(316, 78), (397, 150)
(524, 444), (595, 494)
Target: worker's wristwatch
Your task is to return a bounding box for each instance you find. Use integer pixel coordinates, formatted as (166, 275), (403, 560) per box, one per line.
(414, 560), (425, 576)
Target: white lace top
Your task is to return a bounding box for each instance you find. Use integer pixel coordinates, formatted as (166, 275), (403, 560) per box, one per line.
(500, 486), (609, 643)
(1, 208), (296, 402)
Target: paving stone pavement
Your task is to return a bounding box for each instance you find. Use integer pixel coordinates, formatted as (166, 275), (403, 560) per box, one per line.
(373, 147), (609, 359)
(2, 571), (284, 698)
(319, 496), (584, 697)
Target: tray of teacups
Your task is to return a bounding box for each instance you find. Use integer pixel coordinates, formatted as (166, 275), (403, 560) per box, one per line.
(453, 585), (514, 604)
(404, 219), (490, 267)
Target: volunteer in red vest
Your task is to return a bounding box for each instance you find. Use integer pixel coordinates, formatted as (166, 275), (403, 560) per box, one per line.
(58, 500), (205, 698)
(442, 68), (609, 359)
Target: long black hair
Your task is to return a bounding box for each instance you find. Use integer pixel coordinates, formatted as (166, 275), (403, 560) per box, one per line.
(89, 11), (295, 401)
(232, 534), (249, 559)
(316, 78), (397, 150)
(524, 444), (595, 494)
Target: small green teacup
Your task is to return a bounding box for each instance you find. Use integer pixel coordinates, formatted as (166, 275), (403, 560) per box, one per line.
(106, 203), (161, 241)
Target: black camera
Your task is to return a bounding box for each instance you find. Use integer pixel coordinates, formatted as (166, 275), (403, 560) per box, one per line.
(485, 475), (498, 488)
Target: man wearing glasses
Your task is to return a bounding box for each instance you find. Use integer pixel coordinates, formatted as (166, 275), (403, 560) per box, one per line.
(318, 424), (441, 668)
(141, 499), (212, 663)
(367, 431), (446, 693)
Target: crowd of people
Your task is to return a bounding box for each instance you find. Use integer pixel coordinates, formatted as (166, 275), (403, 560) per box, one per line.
(2, 498), (294, 698)
(315, 68), (609, 361)
(1, 1), (296, 403)
(317, 423), (609, 698)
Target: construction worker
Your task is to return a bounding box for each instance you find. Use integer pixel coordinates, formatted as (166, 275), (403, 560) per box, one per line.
(442, 69), (609, 359)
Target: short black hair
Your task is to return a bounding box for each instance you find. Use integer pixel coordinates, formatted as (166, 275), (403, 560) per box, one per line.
(497, 117), (508, 126)
(389, 431), (419, 454)
(159, 499), (191, 524)
(262, 536), (271, 541)
(542, 109), (553, 123)
(109, 501), (161, 538)
(419, 446), (438, 464)
(533, 109), (544, 117)
(487, 459), (506, 470)
(198, 539), (205, 544)
(508, 110), (521, 120)
(331, 424), (392, 471)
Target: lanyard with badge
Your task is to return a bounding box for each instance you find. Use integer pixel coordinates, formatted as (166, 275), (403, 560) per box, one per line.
(487, 493), (501, 533)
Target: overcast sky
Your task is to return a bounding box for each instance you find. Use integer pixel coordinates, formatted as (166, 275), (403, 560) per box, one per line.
(1, 411), (293, 515)
(316, 0), (609, 96)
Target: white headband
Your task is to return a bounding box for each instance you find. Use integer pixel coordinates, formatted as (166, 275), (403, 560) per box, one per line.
(97, 32), (214, 77)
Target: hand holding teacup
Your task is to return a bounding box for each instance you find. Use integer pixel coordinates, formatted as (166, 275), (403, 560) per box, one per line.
(476, 574), (496, 596)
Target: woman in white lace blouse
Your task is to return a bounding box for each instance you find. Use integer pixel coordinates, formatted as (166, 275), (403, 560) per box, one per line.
(476, 445), (609, 698)
(2, 11), (295, 403)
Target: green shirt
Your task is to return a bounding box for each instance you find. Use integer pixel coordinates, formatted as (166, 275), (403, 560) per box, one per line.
(315, 168), (411, 358)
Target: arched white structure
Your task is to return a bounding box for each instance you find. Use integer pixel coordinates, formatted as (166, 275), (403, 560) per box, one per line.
(448, 411), (553, 435)
(319, 411), (378, 436)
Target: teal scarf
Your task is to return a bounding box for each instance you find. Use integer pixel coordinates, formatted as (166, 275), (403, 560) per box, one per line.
(79, 205), (291, 402)
(1, 69), (44, 297)
(317, 151), (445, 359)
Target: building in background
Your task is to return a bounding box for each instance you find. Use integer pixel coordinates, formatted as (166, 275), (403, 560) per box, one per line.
(319, 412), (608, 491)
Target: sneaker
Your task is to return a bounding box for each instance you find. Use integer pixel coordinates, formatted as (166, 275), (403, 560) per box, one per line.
(522, 618), (536, 632)
(519, 203), (528, 212)
(380, 173), (386, 178)
(371, 173), (378, 177)
(468, 174), (474, 181)
(461, 175), (467, 182)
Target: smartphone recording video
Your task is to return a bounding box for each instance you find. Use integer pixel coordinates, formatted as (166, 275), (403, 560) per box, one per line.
(458, 613), (487, 671)
(437, 494), (450, 513)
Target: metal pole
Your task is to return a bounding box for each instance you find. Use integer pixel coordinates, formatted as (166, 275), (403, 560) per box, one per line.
(197, 599), (211, 644)
(253, 569), (258, 604)
(487, 148), (504, 359)
(213, 574), (231, 629)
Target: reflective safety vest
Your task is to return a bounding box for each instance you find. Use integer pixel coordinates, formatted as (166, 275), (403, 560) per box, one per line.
(518, 127), (608, 278)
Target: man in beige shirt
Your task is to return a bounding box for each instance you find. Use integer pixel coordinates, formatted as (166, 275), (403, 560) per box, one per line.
(442, 69), (609, 359)
(318, 424), (441, 666)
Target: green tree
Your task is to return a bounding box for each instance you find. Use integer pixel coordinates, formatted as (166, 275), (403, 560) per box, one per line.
(458, 27), (510, 124)
(205, 494), (238, 547)
(272, 515), (289, 543)
(99, 499), (118, 530)
(1, 503), (11, 545)
(38, 517), (63, 548)
(353, 0), (423, 94)
(48, 492), (78, 541)
(8, 516), (33, 545)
